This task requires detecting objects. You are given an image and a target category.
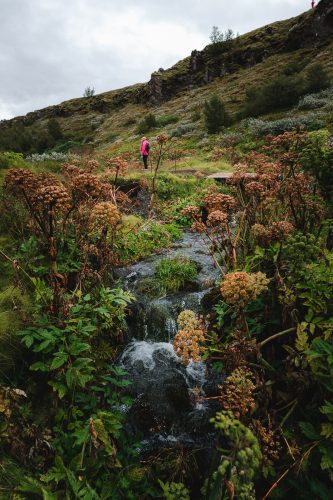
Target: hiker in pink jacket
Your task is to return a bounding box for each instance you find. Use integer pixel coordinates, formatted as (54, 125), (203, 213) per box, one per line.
(140, 136), (150, 170)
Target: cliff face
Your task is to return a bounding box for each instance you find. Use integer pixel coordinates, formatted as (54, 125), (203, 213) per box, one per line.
(287, 0), (333, 49)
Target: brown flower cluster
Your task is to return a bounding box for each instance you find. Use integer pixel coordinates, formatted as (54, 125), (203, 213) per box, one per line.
(89, 202), (121, 232)
(251, 223), (271, 245)
(220, 271), (270, 307)
(139, 177), (149, 189)
(207, 210), (228, 228)
(5, 169), (71, 214)
(229, 158), (281, 201)
(156, 133), (168, 145)
(4, 168), (35, 193)
(252, 221), (294, 245)
(270, 221), (294, 239)
(115, 190), (131, 208)
(203, 189), (237, 212)
(181, 205), (200, 219)
(32, 184), (71, 212)
(86, 159), (99, 172)
(245, 181), (265, 197)
(219, 331), (257, 371)
(106, 156), (129, 178)
(191, 221), (206, 233)
(211, 146), (224, 161)
(173, 310), (205, 366)
(250, 420), (281, 465)
(219, 367), (256, 419)
(62, 164), (109, 201)
(229, 163), (250, 185)
(267, 130), (307, 153)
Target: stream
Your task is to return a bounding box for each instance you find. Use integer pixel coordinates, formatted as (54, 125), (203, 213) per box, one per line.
(115, 231), (224, 451)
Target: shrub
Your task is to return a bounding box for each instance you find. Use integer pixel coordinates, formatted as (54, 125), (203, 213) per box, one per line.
(154, 257), (198, 294)
(116, 221), (181, 263)
(283, 59), (309, 76)
(83, 86), (95, 97)
(47, 118), (63, 141)
(298, 87), (333, 110)
(0, 152), (25, 169)
(204, 96), (231, 134)
(306, 63), (331, 94)
(219, 132), (242, 147)
(137, 113), (157, 134)
(52, 140), (82, 153)
(156, 115), (179, 127)
(26, 151), (79, 162)
(170, 123), (196, 137)
(299, 130), (333, 204)
(245, 114), (324, 137)
(191, 110), (201, 122)
(156, 174), (204, 200)
(242, 74), (304, 117)
(242, 65), (330, 118)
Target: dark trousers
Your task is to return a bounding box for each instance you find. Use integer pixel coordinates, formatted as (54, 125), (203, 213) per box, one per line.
(143, 155), (148, 169)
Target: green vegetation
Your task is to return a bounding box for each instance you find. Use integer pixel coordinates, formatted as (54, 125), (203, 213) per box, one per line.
(1, 116), (333, 500)
(154, 257), (198, 294)
(137, 113), (157, 134)
(242, 63), (331, 117)
(1, 3), (333, 498)
(204, 95), (231, 134)
(83, 86), (95, 97)
(156, 114), (179, 127)
(116, 220), (181, 264)
(134, 257), (198, 298)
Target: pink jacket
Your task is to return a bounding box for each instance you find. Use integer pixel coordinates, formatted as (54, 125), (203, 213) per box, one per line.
(140, 140), (149, 156)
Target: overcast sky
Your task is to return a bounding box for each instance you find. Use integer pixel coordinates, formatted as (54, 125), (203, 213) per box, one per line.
(1, 0), (310, 120)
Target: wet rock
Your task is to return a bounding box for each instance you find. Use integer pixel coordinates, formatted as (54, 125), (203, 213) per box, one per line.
(121, 342), (191, 430)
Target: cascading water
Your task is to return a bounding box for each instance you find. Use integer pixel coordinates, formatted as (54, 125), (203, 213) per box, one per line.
(115, 231), (223, 446)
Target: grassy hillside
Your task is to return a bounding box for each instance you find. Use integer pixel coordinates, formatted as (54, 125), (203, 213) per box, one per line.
(1, 0), (332, 160)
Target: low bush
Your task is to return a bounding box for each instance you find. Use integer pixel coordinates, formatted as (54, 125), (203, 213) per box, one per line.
(219, 132), (243, 147)
(52, 140), (82, 152)
(242, 64), (331, 118)
(246, 114), (324, 137)
(159, 195), (201, 226)
(191, 110), (201, 122)
(137, 113), (157, 134)
(26, 151), (79, 162)
(155, 174), (203, 200)
(156, 115), (179, 127)
(116, 221), (181, 264)
(204, 95), (231, 134)
(242, 74), (304, 117)
(306, 62), (331, 94)
(170, 123), (196, 137)
(154, 257), (198, 294)
(298, 87), (333, 110)
(0, 152), (25, 169)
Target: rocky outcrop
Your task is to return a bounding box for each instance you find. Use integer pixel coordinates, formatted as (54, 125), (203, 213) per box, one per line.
(148, 72), (164, 105)
(287, 0), (333, 50)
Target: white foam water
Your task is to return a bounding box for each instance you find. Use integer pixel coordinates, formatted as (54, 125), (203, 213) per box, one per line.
(120, 340), (178, 370)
